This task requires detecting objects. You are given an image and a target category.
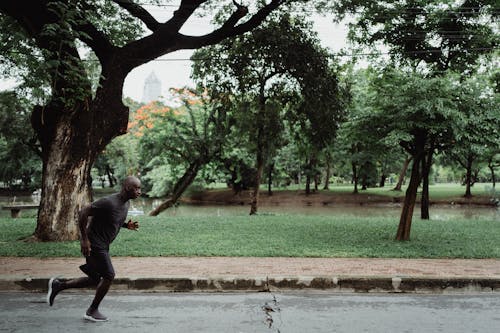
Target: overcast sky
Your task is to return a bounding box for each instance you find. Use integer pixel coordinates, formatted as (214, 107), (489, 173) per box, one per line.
(123, 10), (350, 102)
(0, 8), (350, 103)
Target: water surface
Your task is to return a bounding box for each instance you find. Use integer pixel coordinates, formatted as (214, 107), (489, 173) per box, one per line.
(1, 195), (498, 220)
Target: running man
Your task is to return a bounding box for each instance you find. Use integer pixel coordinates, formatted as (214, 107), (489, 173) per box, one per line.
(47, 176), (142, 322)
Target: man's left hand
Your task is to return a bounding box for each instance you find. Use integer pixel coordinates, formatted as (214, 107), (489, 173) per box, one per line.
(126, 219), (139, 231)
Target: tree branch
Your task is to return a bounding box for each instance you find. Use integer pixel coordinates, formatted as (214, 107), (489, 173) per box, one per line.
(112, 0), (160, 31)
(163, 0), (206, 32)
(177, 0), (284, 49)
(75, 19), (115, 62)
(220, 0), (249, 30)
(118, 0), (285, 70)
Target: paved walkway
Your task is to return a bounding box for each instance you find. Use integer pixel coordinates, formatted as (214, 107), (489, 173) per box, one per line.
(1, 257), (500, 292)
(2, 257), (500, 279)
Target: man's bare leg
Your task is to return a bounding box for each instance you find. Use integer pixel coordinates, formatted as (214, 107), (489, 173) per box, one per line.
(47, 277), (96, 306)
(84, 278), (113, 322)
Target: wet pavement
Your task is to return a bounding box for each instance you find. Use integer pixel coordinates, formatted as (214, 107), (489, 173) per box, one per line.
(2, 292), (500, 332)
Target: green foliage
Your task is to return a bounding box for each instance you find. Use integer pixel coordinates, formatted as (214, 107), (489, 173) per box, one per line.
(321, 0), (498, 72)
(141, 160), (178, 197)
(101, 134), (140, 185)
(83, 1), (144, 47)
(445, 73), (499, 164)
(138, 90), (229, 197)
(0, 1), (144, 104)
(0, 15), (50, 102)
(338, 67), (407, 189)
(271, 135), (303, 187)
(0, 91), (41, 189)
(2, 213), (499, 258)
(192, 13), (346, 193)
(218, 148), (256, 192)
(367, 67), (459, 154)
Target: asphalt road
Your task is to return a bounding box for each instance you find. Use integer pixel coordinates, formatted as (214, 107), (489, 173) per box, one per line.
(1, 292), (500, 333)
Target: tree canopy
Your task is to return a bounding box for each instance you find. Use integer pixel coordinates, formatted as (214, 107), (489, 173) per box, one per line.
(319, 0), (498, 73)
(192, 13), (346, 213)
(0, 0), (292, 241)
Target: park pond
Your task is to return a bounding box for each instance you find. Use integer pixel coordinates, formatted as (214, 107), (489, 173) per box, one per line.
(1, 195), (498, 221)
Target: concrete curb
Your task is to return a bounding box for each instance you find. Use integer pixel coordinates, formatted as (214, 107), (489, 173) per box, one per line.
(2, 276), (500, 293)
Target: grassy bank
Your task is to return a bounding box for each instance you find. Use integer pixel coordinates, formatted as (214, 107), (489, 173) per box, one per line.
(187, 183), (496, 208)
(1, 214), (498, 258)
(254, 182), (494, 197)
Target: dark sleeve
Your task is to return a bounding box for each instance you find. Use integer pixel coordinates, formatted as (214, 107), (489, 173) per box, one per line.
(90, 197), (111, 216)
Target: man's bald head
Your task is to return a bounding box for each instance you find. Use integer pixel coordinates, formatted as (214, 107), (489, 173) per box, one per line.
(121, 176), (141, 200)
(122, 176), (140, 188)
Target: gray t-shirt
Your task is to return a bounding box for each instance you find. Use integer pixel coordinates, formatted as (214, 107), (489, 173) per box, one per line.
(88, 193), (130, 250)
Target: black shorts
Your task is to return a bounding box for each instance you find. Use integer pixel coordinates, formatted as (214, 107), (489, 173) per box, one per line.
(79, 248), (115, 282)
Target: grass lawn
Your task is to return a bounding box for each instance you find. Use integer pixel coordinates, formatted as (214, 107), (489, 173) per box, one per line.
(1, 213), (499, 258)
(203, 182), (494, 200)
(320, 182), (493, 199)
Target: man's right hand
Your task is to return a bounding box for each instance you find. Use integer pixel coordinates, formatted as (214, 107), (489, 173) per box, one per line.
(80, 238), (91, 257)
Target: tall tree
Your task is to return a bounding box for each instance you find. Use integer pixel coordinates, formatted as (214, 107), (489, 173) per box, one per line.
(321, 0), (498, 219)
(290, 63), (346, 195)
(138, 88), (229, 216)
(340, 68), (404, 194)
(444, 74), (500, 197)
(368, 68), (457, 240)
(0, 0), (289, 241)
(192, 14), (343, 214)
(321, 0), (498, 73)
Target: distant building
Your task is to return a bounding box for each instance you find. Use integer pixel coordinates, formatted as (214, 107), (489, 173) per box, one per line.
(141, 71), (162, 103)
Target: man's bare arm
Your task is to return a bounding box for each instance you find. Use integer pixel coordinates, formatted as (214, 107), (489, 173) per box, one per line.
(78, 205), (93, 256)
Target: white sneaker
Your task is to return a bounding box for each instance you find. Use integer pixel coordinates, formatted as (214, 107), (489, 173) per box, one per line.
(84, 308), (108, 322)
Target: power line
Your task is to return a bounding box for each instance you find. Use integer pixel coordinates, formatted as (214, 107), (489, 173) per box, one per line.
(132, 1), (496, 11)
(4, 47), (497, 63)
(122, 1), (499, 15)
(73, 46), (498, 62)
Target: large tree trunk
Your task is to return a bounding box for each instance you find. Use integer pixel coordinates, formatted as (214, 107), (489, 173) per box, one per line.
(150, 161), (201, 216)
(30, 105), (98, 241)
(396, 154), (422, 241)
(420, 148), (434, 220)
(394, 156), (412, 191)
(35, 145), (94, 241)
(30, 67), (128, 241)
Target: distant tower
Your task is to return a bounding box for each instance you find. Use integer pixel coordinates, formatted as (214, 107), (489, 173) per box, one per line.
(141, 71), (162, 103)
